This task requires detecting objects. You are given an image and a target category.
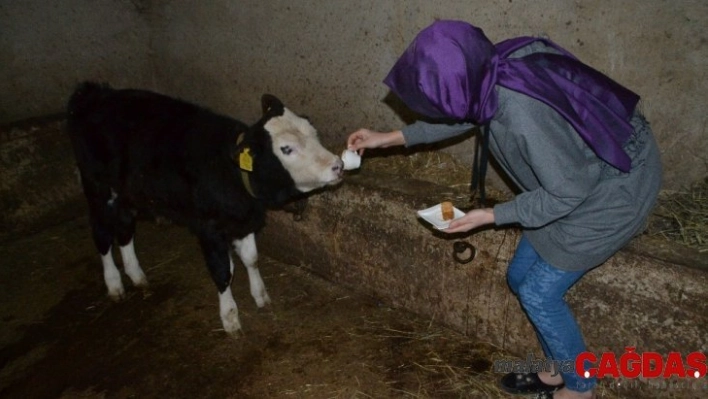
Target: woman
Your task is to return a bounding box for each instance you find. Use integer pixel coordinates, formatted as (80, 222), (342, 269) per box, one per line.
(347, 20), (661, 399)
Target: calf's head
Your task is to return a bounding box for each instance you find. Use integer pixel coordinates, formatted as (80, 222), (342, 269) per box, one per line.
(241, 95), (343, 204)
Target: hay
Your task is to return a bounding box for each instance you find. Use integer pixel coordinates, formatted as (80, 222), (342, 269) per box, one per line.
(345, 316), (512, 398)
(364, 150), (708, 253)
(363, 150), (510, 209)
(648, 178), (708, 253)
(345, 315), (639, 399)
(363, 150), (470, 185)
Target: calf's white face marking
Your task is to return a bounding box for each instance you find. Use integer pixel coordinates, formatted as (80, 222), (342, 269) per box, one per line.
(264, 108), (343, 192)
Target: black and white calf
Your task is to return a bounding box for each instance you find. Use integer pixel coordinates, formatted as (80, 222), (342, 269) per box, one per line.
(67, 82), (343, 334)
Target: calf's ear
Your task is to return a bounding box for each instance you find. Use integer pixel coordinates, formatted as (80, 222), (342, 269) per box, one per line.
(261, 94), (284, 116)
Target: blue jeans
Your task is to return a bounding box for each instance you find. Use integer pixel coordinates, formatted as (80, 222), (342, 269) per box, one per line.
(507, 236), (596, 392)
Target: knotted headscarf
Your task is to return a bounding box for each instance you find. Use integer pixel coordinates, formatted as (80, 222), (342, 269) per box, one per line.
(384, 20), (639, 172)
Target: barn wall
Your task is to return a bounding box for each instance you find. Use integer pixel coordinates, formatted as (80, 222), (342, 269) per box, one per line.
(0, 0), (156, 123)
(148, 0), (707, 190)
(0, 1), (706, 190)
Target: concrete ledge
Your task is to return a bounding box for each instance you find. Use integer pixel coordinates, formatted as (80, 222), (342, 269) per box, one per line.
(0, 116), (85, 241)
(259, 174), (708, 356)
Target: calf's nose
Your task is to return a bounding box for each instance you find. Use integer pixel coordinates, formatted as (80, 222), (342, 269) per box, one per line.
(332, 158), (344, 176)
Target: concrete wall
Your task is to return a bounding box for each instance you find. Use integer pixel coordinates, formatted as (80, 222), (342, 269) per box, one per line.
(1, 1), (706, 188)
(142, 0), (708, 190)
(0, 0), (155, 122)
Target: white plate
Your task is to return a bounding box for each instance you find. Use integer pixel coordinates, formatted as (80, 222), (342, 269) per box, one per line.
(417, 203), (465, 230)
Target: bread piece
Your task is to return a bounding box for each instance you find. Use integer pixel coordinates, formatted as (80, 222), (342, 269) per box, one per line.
(441, 201), (454, 221)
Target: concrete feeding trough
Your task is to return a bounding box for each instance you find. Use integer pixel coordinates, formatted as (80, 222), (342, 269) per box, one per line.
(258, 169), (708, 358)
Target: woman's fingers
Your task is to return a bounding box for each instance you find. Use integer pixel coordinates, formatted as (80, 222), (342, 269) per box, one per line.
(347, 129), (370, 150)
(442, 208), (495, 233)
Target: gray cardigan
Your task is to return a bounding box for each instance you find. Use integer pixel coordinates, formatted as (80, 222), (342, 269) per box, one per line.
(402, 86), (662, 271)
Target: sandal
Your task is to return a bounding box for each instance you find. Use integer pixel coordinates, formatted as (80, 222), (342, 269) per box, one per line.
(500, 372), (564, 395)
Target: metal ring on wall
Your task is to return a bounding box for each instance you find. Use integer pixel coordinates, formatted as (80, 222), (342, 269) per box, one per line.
(452, 241), (476, 264)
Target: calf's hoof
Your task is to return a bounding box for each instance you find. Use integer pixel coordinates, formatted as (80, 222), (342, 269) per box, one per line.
(129, 273), (149, 289)
(221, 308), (242, 336)
(254, 291), (271, 308)
(107, 286), (126, 302)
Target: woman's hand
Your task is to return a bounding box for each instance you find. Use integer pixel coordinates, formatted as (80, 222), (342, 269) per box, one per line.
(347, 129), (405, 155)
(443, 208), (495, 233)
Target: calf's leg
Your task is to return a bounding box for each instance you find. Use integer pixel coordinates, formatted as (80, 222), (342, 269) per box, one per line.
(99, 245), (124, 301)
(83, 181), (125, 301)
(115, 205), (147, 288)
(197, 230), (241, 335)
(233, 233), (271, 308)
(94, 218), (125, 301)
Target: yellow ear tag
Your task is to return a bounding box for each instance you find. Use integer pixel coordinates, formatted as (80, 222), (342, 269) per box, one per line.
(239, 148), (253, 172)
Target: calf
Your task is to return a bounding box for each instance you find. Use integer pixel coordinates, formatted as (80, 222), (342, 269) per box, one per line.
(67, 82), (343, 334)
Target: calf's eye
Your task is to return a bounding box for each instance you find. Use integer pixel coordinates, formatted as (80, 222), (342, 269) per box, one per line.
(280, 145), (293, 155)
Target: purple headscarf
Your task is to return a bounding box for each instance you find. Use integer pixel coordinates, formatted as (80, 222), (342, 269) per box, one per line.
(384, 20), (639, 172)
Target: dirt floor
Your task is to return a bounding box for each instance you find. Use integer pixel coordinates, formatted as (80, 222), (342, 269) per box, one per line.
(0, 216), (513, 399)
(0, 217), (699, 399)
